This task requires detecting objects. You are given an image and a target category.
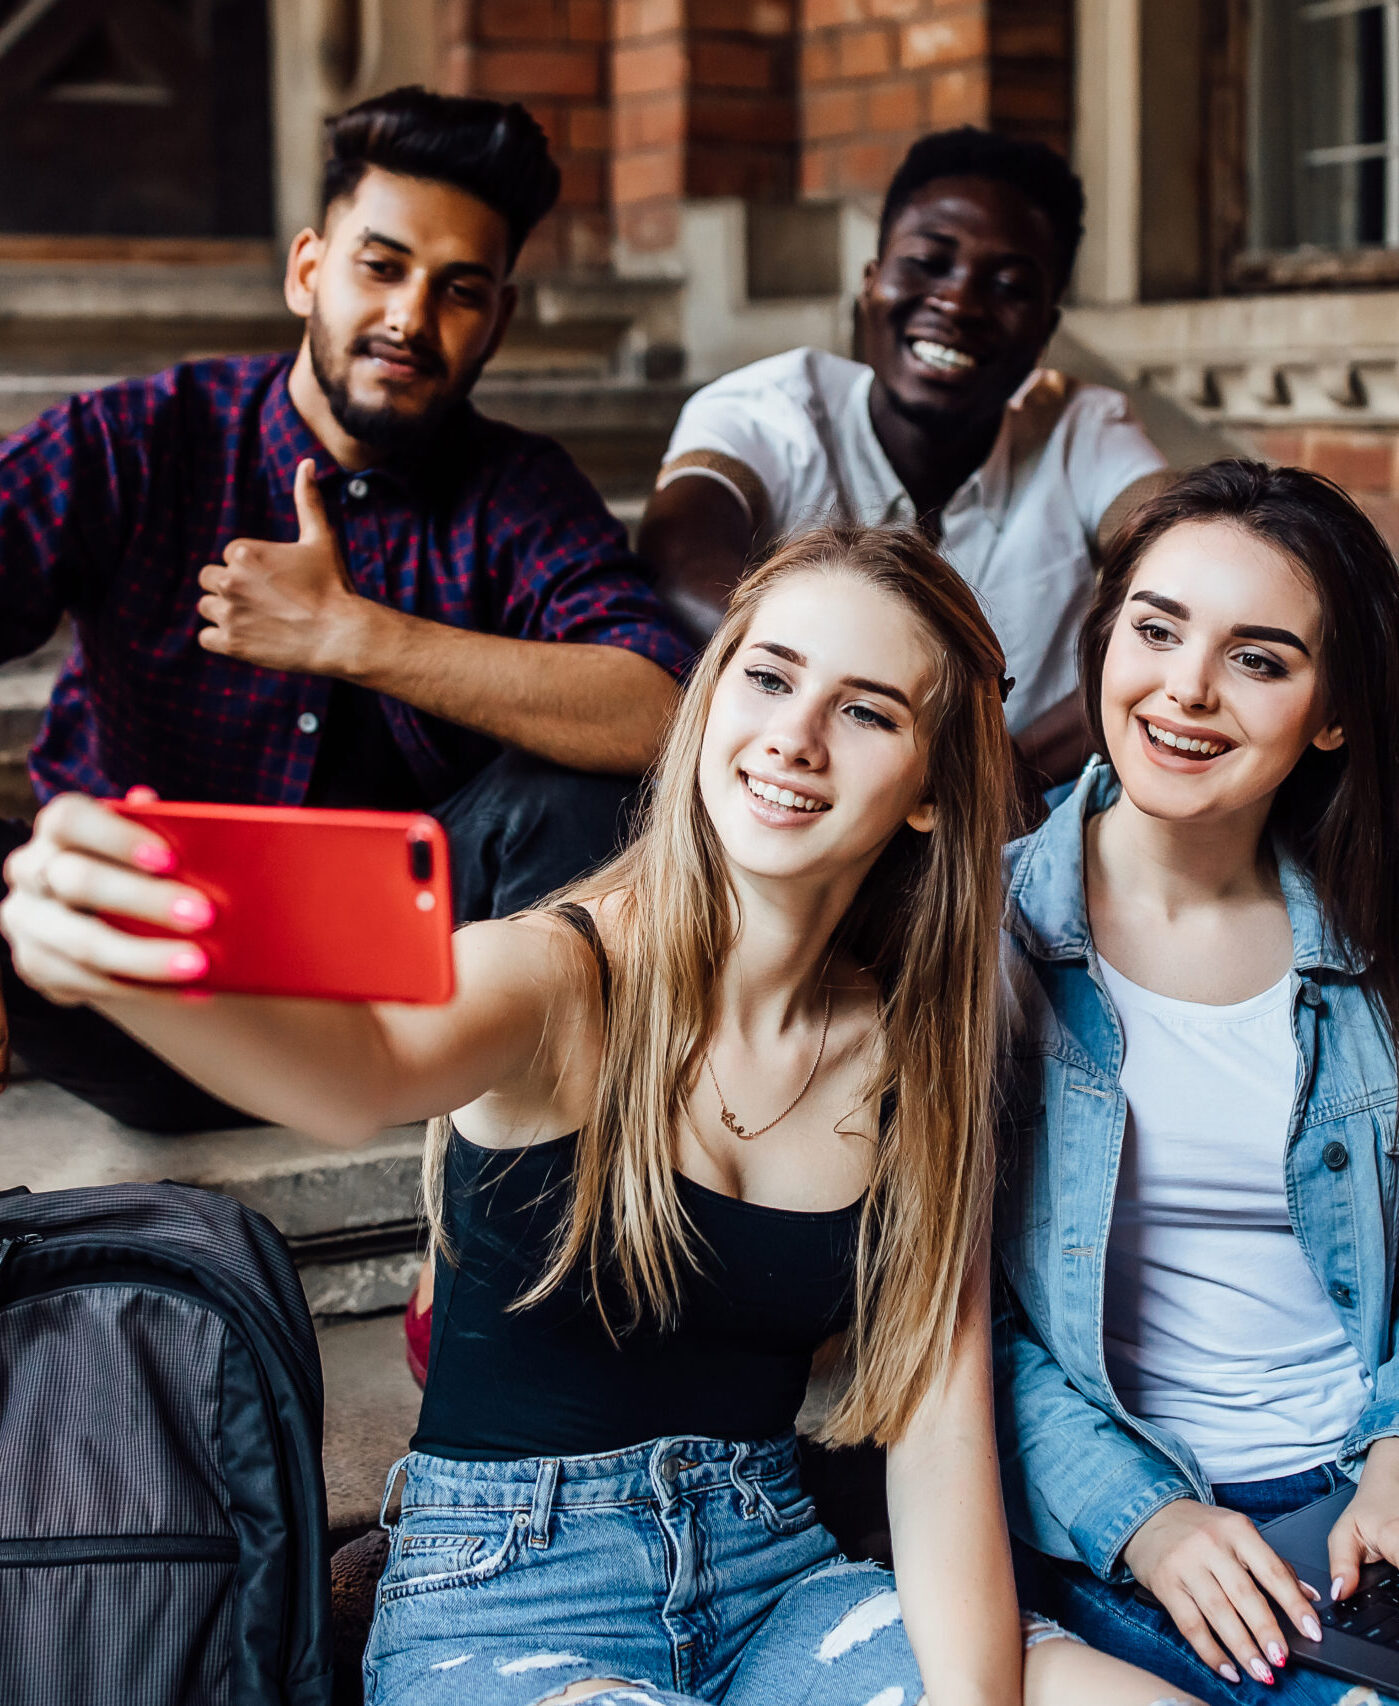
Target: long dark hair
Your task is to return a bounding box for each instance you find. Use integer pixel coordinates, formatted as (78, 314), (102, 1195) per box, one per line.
(1079, 458), (1399, 1047)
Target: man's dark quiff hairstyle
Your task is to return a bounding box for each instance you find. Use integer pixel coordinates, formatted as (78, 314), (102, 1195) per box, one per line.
(878, 126), (1085, 296)
(321, 85), (560, 270)
(1080, 458), (1399, 1060)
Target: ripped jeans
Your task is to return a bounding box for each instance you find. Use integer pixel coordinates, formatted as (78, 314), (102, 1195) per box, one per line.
(366, 1432), (1006, 1705)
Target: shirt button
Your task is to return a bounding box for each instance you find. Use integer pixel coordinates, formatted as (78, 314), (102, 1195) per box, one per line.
(297, 712), (319, 735)
(1329, 1280), (1354, 1307)
(1323, 1141), (1350, 1171)
(1301, 981), (1324, 1008)
(346, 477), (369, 500)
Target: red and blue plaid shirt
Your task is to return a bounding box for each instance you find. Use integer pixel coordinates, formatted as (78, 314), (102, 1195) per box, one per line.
(0, 354), (691, 805)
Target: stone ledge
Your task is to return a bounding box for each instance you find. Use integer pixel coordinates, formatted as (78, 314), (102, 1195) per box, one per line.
(1065, 296), (1399, 428)
(0, 1076), (425, 1316)
(0, 1075), (422, 1230)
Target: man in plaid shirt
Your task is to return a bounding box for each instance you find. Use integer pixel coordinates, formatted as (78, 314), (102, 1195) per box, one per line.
(0, 88), (690, 1132)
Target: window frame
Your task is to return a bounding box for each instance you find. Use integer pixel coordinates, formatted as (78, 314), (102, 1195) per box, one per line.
(1218, 0), (1399, 287)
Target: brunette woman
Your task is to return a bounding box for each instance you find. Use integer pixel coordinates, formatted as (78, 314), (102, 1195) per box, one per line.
(996, 462), (1399, 1706)
(3, 526), (1197, 1706)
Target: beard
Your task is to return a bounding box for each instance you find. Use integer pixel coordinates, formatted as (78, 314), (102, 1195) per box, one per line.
(307, 308), (485, 457)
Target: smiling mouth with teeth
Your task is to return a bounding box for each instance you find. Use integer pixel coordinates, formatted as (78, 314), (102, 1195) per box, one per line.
(1142, 720), (1232, 759)
(743, 772), (831, 813)
(909, 338), (976, 373)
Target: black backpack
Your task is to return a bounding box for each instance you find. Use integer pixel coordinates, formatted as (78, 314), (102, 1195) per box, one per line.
(0, 1182), (333, 1706)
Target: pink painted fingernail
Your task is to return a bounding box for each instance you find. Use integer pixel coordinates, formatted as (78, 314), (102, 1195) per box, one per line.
(133, 842), (176, 874)
(167, 948), (208, 980)
(1299, 1579), (1322, 1602)
(1248, 1657), (1274, 1685)
(1303, 1615), (1322, 1643)
(1331, 1577), (1346, 1602)
(1266, 1641), (1287, 1667)
(170, 895), (215, 929)
(1219, 1662), (1241, 1684)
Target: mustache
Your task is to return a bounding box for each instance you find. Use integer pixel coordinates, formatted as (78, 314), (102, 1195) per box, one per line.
(350, 333), (447, 378)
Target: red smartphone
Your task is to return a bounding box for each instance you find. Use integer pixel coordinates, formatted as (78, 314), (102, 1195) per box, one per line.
(108, 800), (455, 1003)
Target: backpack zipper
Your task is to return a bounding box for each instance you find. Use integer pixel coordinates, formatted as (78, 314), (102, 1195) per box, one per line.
(0, 1534), (239, 1568)
(0, 1232), (42, 1281)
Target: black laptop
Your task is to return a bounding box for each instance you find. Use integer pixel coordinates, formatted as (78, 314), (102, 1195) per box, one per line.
(1261, 1484), (1399, 1692)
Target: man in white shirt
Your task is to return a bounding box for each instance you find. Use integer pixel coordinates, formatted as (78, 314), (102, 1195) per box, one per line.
(639, 127), (1169, 786)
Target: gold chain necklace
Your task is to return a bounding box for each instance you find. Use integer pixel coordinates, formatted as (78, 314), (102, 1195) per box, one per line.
(702, 988), (833, 1141)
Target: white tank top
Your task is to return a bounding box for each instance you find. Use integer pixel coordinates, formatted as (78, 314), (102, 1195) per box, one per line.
(1099, 957), (1371, 1483)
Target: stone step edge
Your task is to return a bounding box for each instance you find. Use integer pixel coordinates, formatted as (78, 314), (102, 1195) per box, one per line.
(0, 1075), (426, 1237)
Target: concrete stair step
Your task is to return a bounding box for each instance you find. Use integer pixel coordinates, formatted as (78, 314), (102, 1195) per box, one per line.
(319, 1311), (422, 1542)
(0, 1073), (425, 1316)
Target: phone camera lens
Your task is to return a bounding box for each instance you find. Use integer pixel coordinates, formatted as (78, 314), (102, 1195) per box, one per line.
(408, 837), (433, 882)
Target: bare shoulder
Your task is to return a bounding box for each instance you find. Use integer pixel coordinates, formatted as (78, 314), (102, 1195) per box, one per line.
(449, 910), (602, 1025)
(442, 905), (616, 1149)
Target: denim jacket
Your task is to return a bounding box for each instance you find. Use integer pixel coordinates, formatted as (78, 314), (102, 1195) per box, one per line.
(994, 757), (1399, 1582)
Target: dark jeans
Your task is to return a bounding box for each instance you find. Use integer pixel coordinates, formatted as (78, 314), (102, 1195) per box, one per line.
(1021, 1460), (1398, 1705)
(0, 752), (640, 1134)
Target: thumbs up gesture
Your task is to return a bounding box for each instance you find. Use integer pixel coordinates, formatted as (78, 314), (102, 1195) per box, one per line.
(197, 459), (364, 677)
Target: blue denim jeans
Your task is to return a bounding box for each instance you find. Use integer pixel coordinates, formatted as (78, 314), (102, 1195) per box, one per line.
(1027, 1461), (1398, 1706)
(363, 1432), (934, 1706)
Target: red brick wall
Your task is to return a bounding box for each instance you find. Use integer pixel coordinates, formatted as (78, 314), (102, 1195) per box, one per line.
(799, 0), (1070, 200)
(436, 0), (1071, 267)
(438, 0), (614, 272)
(1250, 426), (1399, 553)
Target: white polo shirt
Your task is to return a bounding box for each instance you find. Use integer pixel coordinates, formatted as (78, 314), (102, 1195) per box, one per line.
(661, 347), (1166, 735)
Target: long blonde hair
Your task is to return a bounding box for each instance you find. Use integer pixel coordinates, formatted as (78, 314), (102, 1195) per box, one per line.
(423, 525), (1014, 1446)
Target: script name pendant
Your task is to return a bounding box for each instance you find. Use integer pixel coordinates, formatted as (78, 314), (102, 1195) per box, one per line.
(703, 985), (833, 1142)
(719, 1106), (750, 1140)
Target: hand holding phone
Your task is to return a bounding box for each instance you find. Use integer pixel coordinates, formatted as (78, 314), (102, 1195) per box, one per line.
(0, 794), (454, 1006)
(109, 799), (455, 1003)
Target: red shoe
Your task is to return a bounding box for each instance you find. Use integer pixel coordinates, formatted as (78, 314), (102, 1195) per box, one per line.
(404, 1289), (432, 1390)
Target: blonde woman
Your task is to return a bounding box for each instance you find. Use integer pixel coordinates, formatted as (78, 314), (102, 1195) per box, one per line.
(1, 527), (1198, 1706)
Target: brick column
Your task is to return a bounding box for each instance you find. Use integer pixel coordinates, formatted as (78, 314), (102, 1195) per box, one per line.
(800, 0), (1070, 201)
(614, 0), (798, 259)
(437, 0), (613, 272)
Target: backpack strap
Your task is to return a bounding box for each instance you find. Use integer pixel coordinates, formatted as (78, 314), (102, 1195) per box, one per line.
(552, 902), (612, 1014)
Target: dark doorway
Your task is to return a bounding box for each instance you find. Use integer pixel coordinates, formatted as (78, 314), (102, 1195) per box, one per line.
(0, 0), (273, 237)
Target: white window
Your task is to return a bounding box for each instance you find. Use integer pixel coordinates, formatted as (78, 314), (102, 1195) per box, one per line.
(1251, 0), (1399, 249)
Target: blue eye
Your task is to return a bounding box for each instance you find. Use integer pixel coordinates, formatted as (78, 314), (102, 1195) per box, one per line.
(744, 667), (788, 694)
(846, 703), (896, 731)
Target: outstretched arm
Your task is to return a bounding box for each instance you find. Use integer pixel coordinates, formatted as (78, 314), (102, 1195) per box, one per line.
(0, 794), (591, 1143)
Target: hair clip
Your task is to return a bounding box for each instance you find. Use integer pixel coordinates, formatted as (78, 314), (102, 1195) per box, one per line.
(998, 673), (1016, 704)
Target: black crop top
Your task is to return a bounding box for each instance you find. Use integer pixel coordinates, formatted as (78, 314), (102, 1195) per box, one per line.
(412, 907), (863, 1461)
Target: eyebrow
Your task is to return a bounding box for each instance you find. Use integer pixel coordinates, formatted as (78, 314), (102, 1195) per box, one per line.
(920, 229), (1041, 268)
(751, 640), (913, 709)
(1129, 591), (1311, 657)
(357, 228), (411, 255)
(356, 228), (498, 283)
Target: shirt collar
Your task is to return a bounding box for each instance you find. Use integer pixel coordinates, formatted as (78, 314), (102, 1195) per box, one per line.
(863, 365), (1064, 531)
(259, 362), (343, 498)
(1004, 754), (1364, 977)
